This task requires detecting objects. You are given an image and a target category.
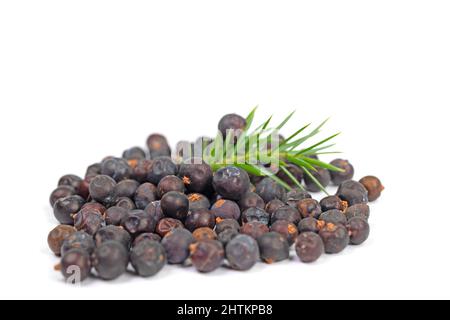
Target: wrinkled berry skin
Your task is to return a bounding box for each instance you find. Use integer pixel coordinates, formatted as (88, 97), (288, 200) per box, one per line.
(134, 183), (157, 210)
(157, 175), (185, 198)
(133, 233), (162, 246)
(295, 232), (324, 263)
(114, 179), (140, 198)
(213, 166), (250, 201)
(115, 197), (136, 210)
(298, 217), (325, 234)
(178, 160), (213, 194)
(58, 174), (83, 193)
(217, 228), (239, 245)
(104, 206), (128, 226)
(147, 156), (177, 185)
(240, 221), (269, 239)
(215, 219), (240, 234)
(271, 206), (301, 225)
(319, 223), (349, 254)
(255, 177), (286, 203)
(218, 113), (246, 139)
(297, 198), (322, 219)
(320, 195), (348, 212)
(276, 164), (304, 187)
(286, 189), (312, 208)
(101, 157), (132, 182)
(48, 225), (77, 256)
(238, 192), (265, 212)
(155, 218), (184, 237)
(162, 229), (195, 264)
(329, 159), (355, 185)
(85, 163), (102, 180)
(147, 134), (171, 159)
(242, 207), (270, 225)
(359, 176), (384, 202)
(185, 209), (216, 232)
(270, 220), (299, 246)
(50, 185), (76, 207)
(122, 147), (146, 161)
(319, 210), (347, 226)
(133, 159), (153, 183)
(304, 168), (331, 192)
(265, 199), (285, 215)
(188, 193), (210, 211)
(121, 210), (157, 236)
(74, 211), (105, 235)
(89, 175), (117, 206)
(144, 201), (165, 223)
(336, 180), (369, 206)
(345, 203), (370, 221)
(193, 228), (217, 242)
(131, 240), (166, 277)
(190, 240), (224, 273)
(347, 217), (370, 245)
(61, 231), (95, 256)
(95, 226), (132, 249)
(161, 191), (189, 221)
(258, 232), (290, 263)
(211, 199), (241, 221)
(92, 241), (129, 280)
(226, 235), (260, 271)
(60, 249), (91, 282)
(53, 195), (86, 225)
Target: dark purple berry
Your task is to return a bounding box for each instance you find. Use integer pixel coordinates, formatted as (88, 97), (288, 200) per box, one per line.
(95, 225), (131, 249)
(295, 232), (324, 263)
(345, 203), (370, 221)
(134, 183), (157, 210)
(210, 199), (241, 221)
(347, 217), (370, 245)
(276, 164), (304, 187)
(114, 179), (140, 198)
(85, 163), (102, 180)
(286, 189), (312, 208)
(133, 159), (153, 183)
(147, 156), (177, 184)
(319, 223), (349, 254)
(130, 240), (166, 277)
(238, 192), (265, 212)
(270, 220), (299, 246)
(304, 168), (331, 192)
(122, 147), (146, 161)
(157, 175), (185, 198)
(60, 249), (91, 282)
(89, 175), (117, 206)
(265, 199), (285, 215)
(101, 157), (132, 182)
(320, 195), (348, 212)
(271, 205), (301, 225)
(297, 198), (322, 219)
(121, 210), (157, 236)
(192, 228), (217, 242)
(217, 228), (239, 245)
(155, 218), (184, 237)
(92, 241), (129, 280)
(226, 235), (259, 271)
(336, 180), (369, 206)
(298, 217), (325, 234)
(104, 206), (128, 226)
(218, 113), (246, 140)
(255, 177), (286, 203)
(178, 160), (213, 194)
(114, 197), (136, 210)
(257, 232), (290, 264)
(240, 221), (269, 239)
(161, 191), (189, 221)
(162, 228), (195, 264)
(61, 231), (95, 256)
(47, 225), (77, 256)
(329, 159), (354, 185)
(80, 202), (106, 215)
(190, 240), (224, 273)
(215, 218), (240, 235)
(53, 195), (86, 225)
(74, 210), (105, 235)
(144, 201), (164, 223)
(188, 193), (210, 211)
(147, 134), (171, 159)
(133, 233), (162, 246)
(359, 176), (384, 202)
(58, 174), (83, 193)
(319, 209), (347, 225)
(213, 166), (250, 201)
(50, 186), (76, 206)
(184, 209), (215, 232)
(242, 207), (270, 225)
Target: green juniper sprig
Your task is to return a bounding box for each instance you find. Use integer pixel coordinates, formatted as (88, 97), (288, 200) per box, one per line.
(203, 107), (344, 193)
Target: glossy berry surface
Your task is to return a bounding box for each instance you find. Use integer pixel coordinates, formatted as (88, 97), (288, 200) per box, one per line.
(212, 166), (250, 201)
(225, 235), (260, 271)
(329, 159), (354, 185)
(60, 249), (91, 282)
(336, 180), (369, 206)
(359, 176), (384, 202)
(295, 232), (324, 263)
(297, 198), (322, 219)
(258, 232), (290, 264)
(319, 223), (349, 254)
(184, 209), (215, 232)
(53, 195), (86, 225)
(161, 191), (189, 221)
(188, 193), (210, 211)
(162, 228), (195, 264)
(130, 240), (166, 277)
(89, 175), (117, 206)
(210, 199), (241, 221)
(242, 207), (270, 225)
(270, 220), (299, 246)
(238, 192), (265, 212)
(320, 195), (348, 212)
(101, 157), (132, 182)
(190, 240), (224, 273)
(92, 241), (129, 280)
(50, 185), (76, 207)
(347, 217), (370, 245)
(157, 175), (185, 198)
(47, 225), (77, 256)
(178, 160), (213, 194)
(147, 156), (177, 185)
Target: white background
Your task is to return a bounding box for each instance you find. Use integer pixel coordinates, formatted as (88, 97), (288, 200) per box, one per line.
(0, 0), (449, 300)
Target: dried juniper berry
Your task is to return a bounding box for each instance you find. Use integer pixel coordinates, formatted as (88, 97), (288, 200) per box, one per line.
(193, 227), (217, 242)
(121, 210), (157, 236)
(238, 192), (265, 212)
(50, 185), (76, 207)
(319, 209), (347, 226)
(122, 146), (146, 161)
(61, 231), (95, 256)
(212, 166), (250, 201)
(270, 220), (299, 246)
(297, 198), (322, 219)
(240, 221), (269, 240)
(188, 193), (211, 211)
(144, 201), (164, 223)
(60, 249), (91, 282)
(319, 223), (349, 254)
(304, 168), (331, 192)
(132, 159), (153, 183)
(329, 159), (355, 185)
(276, 164), (304, 188)
(271, 205), (301, 225)
(242, 207), (270, 225)
(85, 163), (102, 180)
(74, 210), (105, 235)
(347, 217), (370, 245)
(345, 203), (370, 221)
(130, 240), (166, 277)
(359, 176), (384, 202)
(184, 209), (215, 232)
(258, 232), (290, 264)
(218, 113), (246, 140)
(190, 240), (224, 273)
(48, 225), (77, 256)
(92, 241), (129, 280)
(286, 189), (312, 208)
(295, 232), (324, 263)
(215, 218), (240, 235)
(134, 182), (157, 210)
(147, 134), (171, 159)
(156, 218), (184, 237)
(95, 225), (131, 249)
(255, 177), (286, 203)
(101, 157), (132, 182)
(104, 206), (128, 226)
(161, 191), (189, 221)
(162, 228), (195, 264)
(336, 180), (369, 206)
(265, 199), (285, 215)
(58, 174), (83, 193)
(115, 197), (136, 210)
(320, 195), (348, 212)
(114, 179), (140, 198)
(147, 156), (177, 184)
(226, 235), (259, 271)
(80, 202), (106, 215)
(210, 199), (241, 221)
(178, 160), (213, 194)
(157, 175), (185, 198)
(217, 228), (239, 245)
(89, 175), (117, 206)
(133, 233), (162, 246)
(53, 195), (86, 225)
(298, 217), (325, 234)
